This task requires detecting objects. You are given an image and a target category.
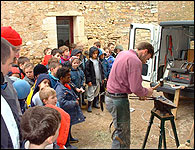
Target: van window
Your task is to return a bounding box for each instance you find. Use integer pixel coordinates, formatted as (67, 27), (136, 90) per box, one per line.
(134, 29), (151, 49)
(134, 28), (151, 76)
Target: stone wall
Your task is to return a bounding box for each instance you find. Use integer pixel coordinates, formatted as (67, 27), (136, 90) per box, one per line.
(1, 1), (194, 64)
(158, 1), (194, 22)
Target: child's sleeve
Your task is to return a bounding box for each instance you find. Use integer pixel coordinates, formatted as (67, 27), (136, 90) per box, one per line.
(56, 87), (77, 110)
(85, 61), (92, 84)
(80, 70), (85, 88)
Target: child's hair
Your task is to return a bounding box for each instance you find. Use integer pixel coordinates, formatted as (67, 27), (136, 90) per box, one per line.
(39, 87), (56, 103)
(48, 58), (61, 70)
(94, 41), (101, 48)
(33, 64), (48, 78)
(23, 62), (34, 71)
(13, 57), (18, 64)
(103, 46), (109, 51)
(89, 46), (99, 58)
(43, 48), (51, 55)
(107, 42), (114, 48)
(18, 56), (30, 66)
(48, 57), (58, 65)
(69, 43), (76, 50)
(20, 106), (61, 145)
(51, 48), (62, 56)
(59, 45), (69, 53)
(56, 67), (70, 80)
(104, 46), (112, 53)
(69, 56), (80, 65)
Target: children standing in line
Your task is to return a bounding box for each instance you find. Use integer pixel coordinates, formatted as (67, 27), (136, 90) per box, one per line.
(69, 56), (85, 106)
(85, 46), (105, 112)
(17, 56), (30, 79)
(71, 48), (88, 104)
(99, 48), (109, 80)
(105, 47), (115, 77)
(23, 62), (35, 87)
(59, 45), (70, 66)
(107, 42), (116, 58)
(41, 47), (52, 66)
(26, 64), (48, 109)
(20, 106), (61, 149)
(69, 43), (76, 55)
(31, 73), (51, 107)
(48, 57), (62, 88)
(55, 67), (85, 149)
(51, 48), (62, 62)
(98, 48), (109, 103)
(39, 87), (70, 149)
(94, 41), (101, 48)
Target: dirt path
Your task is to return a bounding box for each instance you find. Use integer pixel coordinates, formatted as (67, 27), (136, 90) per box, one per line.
(71, 82), (194, 149)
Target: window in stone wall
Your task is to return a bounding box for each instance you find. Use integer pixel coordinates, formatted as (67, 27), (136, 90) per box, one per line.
(56, 16), (73, 48)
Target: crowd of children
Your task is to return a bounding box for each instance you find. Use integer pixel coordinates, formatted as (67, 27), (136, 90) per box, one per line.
(6, 37), (124, 148)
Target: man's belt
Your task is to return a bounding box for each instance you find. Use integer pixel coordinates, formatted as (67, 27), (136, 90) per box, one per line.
(106, 91), (128, 98)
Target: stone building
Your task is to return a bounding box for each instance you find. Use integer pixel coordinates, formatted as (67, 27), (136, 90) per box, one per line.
(1, 1), (194, 64)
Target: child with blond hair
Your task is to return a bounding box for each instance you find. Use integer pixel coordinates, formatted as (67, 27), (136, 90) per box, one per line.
(23, 62), (35, 87)
(39, 87), (70, 149)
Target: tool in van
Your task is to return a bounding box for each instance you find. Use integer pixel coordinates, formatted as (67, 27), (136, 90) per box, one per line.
(164, 35), (175, 72)
(168, 61), (194, 84)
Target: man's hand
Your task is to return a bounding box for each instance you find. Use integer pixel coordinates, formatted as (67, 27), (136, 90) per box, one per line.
(138, 97), (147, 101)
(146, 87), (153, 97)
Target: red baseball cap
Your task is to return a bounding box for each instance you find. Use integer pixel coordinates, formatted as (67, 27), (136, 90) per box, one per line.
(1, 26), (22, 46)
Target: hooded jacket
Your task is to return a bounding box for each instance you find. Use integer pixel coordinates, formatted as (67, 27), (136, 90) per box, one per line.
(54, 82), (85, 125)
(70, 49), (82, 57)
(85, 46), (104, 85)
(30, 73), (51, 107)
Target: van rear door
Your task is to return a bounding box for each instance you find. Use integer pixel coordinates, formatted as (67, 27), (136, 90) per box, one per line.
(129, 23), (161, 82)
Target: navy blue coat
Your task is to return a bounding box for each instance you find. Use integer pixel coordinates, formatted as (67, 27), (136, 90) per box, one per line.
(54, 82), (85, 125)
(100, 58), (109, 79)
(70, 67), (85, 89)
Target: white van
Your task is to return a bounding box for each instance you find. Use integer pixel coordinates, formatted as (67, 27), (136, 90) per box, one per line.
(129, 20), (194, 100)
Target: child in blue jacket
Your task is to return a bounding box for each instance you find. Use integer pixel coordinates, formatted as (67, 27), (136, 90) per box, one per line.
(69, 56), (85, 106)
(98, 48), (109, 103)
(55, 67), (85, 149)
(105, 47), (115, 77)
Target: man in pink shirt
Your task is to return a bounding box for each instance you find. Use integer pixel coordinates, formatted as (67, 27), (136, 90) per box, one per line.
(105, 42), (154, 149)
